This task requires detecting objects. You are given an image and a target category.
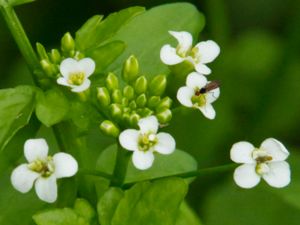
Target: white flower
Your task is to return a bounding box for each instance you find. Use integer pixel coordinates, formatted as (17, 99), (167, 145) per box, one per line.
(119, 116), (176, 170)
(160, 31), (220, 75)
(177, 72), (220, 120)
(230, 138), (291, 188)
(11, 138), (78, 203)
(57, 57), (95, 92)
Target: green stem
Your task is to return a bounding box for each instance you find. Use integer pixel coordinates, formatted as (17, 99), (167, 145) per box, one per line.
(111, 143), (130, 186)
(0, 2), (41, 83)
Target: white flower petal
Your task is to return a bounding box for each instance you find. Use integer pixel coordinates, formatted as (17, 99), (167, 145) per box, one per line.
(57, 77), (70, 87)
(155, 132), (176, 155)
(160, 45), (184, 65)
(233, 164), (261, 188)
(11, 164), (39, 193)
(78, 58), (95, 77)
(186, 72), (207, 89)
(195, 63), (211, 75)
(206, 87), (220, 104)
(195, 40), (220, 64)
(119, 129), (140, 151)
(132, 150), (154, 170)
(71, 79), (91, 93)
(169, 31), (193, 53)
(263, 161), (291, 188)
(138, 116), (159, 134)
(60, 58), (78, 77)
(24, 138), (48, 162)
(53, 153), (78, 179)
(230, 141), (255, 163)
(198, 104), (216, 120)
(35, 175), (57, 203)
(260, 138), (289, 162)
(177, 87), (194, 107)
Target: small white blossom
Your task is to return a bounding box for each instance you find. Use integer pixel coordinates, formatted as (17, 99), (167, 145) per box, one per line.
(177, 72), (220, 120)
(119, 116), (176, 170)
(11, 138), (78, 203)
(57, 57), (95, 92)
(230, 138), (291, 188)
(160, 31), (220, 75)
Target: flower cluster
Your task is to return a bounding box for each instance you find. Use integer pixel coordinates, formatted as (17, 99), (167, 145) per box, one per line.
(160, 31), (220, 119)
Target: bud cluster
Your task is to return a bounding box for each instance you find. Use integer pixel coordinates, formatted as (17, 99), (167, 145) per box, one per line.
(36, 32), (84, 78)
(97, 55), (172, 137)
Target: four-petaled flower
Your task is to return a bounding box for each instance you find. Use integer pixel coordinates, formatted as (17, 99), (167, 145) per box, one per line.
(177, 72), (220, 119)
(57, 57), (95, 92)
(11, 138), (78, 203)
(230, 138), (291, 188)
(160, 31), (220, 75)
(119, 116), (176, 170)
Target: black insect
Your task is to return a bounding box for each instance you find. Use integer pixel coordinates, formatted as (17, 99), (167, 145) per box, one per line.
(196, 81), (220, 96)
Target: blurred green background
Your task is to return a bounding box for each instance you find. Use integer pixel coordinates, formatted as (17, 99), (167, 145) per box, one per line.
(1, 0), (300, 225)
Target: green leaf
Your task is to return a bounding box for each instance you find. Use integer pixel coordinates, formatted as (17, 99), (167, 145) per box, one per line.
(33, 208), (88, 225)
(6, 0), (35, 7)
(86, 41), (126, 74)
(175, 201), (202, 225)
(112, 178), (187, 225)
(35, 88), (69, 127)
(106, 3), (205, 77)
(75, 7), (145, 51)
(97, 187), (124, 225)
(96, 144), (198, 184)
(0, 85), (36, 151)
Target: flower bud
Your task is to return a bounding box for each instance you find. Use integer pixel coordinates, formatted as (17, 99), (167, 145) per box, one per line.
(156, 108), (172, 124)
(97, 87), (110, 107)
(122, 55), (139, 82)
(99, 120), (120, 137)
(138, 108), (153, 117)
(110, 103), (122, 120)
(106, 72), (119, 91)
(129, 100), (137, 109)
(123, 85), (135, 100)
(61, 32), (75, 54)
(122, 112), (131, 124)
(148, 96), (161, 109)
(40, 59), (57, 77)
(149, 74), (167, 96)
(136, 94), (147, 107)
(134, 76), (147, 94)
(130, 113), (140, 127)
(49, 49), (61, 64)
(36, 43), (49, 60)
(121, 97), (129, 107)
(157, 97), (172, 110)
(112, 89), (122, 103)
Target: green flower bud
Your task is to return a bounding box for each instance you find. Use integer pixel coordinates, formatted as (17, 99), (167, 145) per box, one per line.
(149, 74), (167, 96)
(123, 107), (131, 114)
(110, 103), (122, 120)
(122, 112), (131, 124)
(129, 100), (137, 109)
(136, 94), (147, 108)
(99, 120), (120, 137)
(74, 51), (85, 60)
(156, 108), (172, 124)
(40, 59), (57, 77)
(138, 108), (153, 117)
(112, 89), (122, 103)
(123, 85), (135, 100)
(49, 49), (61, 64)
(36, 43), (49, 60)
(106, 72), (119, 91)
(130, 113), (140, 127)
(122, 55), (139, 82)
(121, 97), (129, 107)
(61, 32), (75, 54)
(157, 97), (172, 110)
(134, 76), (147, 94)
(148, 96), (161, 109)
(97, 87), (110, 107)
